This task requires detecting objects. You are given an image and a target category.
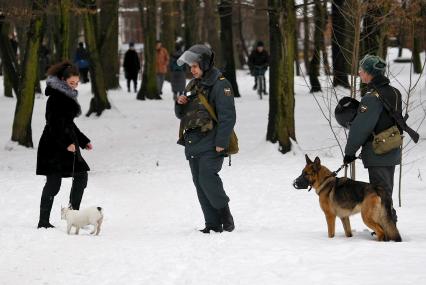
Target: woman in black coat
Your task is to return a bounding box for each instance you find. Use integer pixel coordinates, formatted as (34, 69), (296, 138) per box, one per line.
(37, 61), (93, 228)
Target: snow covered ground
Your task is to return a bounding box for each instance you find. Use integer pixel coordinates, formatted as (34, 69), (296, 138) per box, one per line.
(0, 48), (425, 285)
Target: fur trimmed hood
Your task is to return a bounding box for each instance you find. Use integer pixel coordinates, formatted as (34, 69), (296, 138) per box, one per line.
(45, 76), (81, 116)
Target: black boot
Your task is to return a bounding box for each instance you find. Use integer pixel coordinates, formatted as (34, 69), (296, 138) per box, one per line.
(199, 225), (223, 234)
(69, 172), (88, 210)
(37, 208), (54, 228)
(219, 204), (235, 232)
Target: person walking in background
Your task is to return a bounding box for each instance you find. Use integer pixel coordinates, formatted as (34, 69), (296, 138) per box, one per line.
(123, 42), (141, 93)
(156, 40), (169, 97)
(170, 42), (186, 100)
(74, 42), (90, 83)
(36, 61), (92, 228)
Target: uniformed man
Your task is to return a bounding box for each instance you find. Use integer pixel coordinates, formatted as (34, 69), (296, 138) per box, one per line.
(344, 54), (402, 223)
(175, 44), (236, 233)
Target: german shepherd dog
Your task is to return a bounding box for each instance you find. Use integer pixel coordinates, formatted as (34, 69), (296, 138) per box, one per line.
(293, 155), (401, 242)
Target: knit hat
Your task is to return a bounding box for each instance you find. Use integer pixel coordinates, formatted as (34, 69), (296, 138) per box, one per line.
(359, 54), (386, 77)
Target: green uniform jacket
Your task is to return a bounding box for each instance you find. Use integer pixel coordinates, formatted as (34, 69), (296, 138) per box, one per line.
(345, 75), (402, 167)
(175, 67), (236, 159)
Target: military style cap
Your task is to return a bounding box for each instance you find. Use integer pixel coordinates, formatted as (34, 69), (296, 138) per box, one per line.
(359, 54), (386, 77)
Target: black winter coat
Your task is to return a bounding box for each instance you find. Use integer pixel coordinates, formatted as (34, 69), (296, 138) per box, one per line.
(36, 86), (90, 177)
(123, 49), (141, 79)
(248, 50), (269, 69)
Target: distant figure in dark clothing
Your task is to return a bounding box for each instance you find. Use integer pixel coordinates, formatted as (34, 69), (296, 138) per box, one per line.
(170, 42), (186, 100)
(74, 42), (90, 83)
(123, 42), (141, 93)
(39, 44), (50, 80)
(248, 41), (269, 93)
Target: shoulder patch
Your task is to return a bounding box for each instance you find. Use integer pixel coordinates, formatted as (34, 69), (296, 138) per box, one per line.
(224, 87), (232, 96)
(360, 105), (368, 113)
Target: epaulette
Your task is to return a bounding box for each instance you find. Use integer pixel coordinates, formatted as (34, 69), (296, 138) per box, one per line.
(219, 76), (225, 81)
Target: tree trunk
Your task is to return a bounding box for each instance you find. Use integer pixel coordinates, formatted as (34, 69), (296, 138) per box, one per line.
(266, 0), (296, 154)
(82, 1), (111, 116)
(321, 0), (331, 75)
(411, 2), (423, 74)
(236, 0), (249, 67)
(203, 0), (222, 66)
(11, 1), (46, 147)
(58, 0), (71, 60)
(218, 0), (240, 97)
(361, 1), (388, 59)
(331, 0), (350, 88)
(184, 0), (197, 48)
(303, 0), (310, 73)
(100, 0), (120, 89)
(309, 0), (322, 93)
(412, 35), (422, 74)
(137, 0), (159, 100)
(4, 68), (13, 97)
(68, 14), (80, 61)
(161, 0), (178, 56)
(253, 0), (269, 48)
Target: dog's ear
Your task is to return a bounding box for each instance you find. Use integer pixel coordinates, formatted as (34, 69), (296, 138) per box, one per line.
(313, 156), (321, 171)
(305, 154), (313, 164)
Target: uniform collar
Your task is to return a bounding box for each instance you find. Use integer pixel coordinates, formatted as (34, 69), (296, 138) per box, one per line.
(368, 74), (390, 89)
(198, 67), (221, 87)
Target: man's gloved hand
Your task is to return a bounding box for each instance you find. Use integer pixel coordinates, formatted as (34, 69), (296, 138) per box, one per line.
(343, 154), (356, 165)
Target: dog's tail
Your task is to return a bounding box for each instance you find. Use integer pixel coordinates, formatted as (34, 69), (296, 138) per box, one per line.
(376, 187), (402, 242)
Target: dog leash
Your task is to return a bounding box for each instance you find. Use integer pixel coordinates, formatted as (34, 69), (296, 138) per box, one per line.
(331, 155), (361, 177)
(69, 152), (76, 209)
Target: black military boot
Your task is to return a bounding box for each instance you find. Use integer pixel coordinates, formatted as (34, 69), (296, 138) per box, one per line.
(199, 225), (223, 234)
(219, 204), (235, 232)
(37, 208), (54, 228)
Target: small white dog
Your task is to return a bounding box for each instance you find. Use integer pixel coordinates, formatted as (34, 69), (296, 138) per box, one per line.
(61, 206), (104, 235)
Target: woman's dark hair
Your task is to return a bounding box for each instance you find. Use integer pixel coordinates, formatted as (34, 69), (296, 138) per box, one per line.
(47, 60), (80, 80)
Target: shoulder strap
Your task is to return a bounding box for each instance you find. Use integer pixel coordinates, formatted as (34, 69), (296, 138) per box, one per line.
(198, 94), (218, 122)
(373, 86), (399, 114)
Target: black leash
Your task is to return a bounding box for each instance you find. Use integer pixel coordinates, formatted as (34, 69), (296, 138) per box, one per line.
(69, 152), (76, 209)
(331, 155), (361, 177)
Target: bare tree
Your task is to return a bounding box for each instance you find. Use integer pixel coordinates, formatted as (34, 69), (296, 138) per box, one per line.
(137, 0), (159, 100)
(331, 0), (350, 88)
(218, 0), (240, 97)
(203, 0), (222, 65)
(100, 0), (120, 90)
(7, 1), (46, 147)
(266, 0), (296, 153)
(80, 0), (111, 116)
(184, 0), (197, 48)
